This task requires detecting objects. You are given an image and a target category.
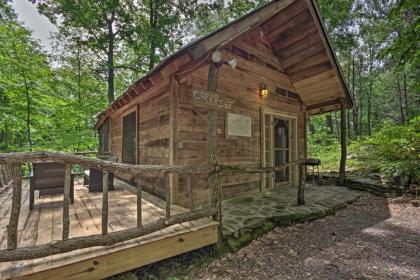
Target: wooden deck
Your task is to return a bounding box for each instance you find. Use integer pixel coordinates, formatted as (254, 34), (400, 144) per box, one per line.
(0, 179), (217, 280)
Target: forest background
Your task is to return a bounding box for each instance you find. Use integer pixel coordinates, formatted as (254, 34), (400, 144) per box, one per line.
(0, 0), (418, 182)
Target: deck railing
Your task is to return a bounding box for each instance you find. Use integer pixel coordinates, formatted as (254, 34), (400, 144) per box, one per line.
(0, 151), (216, 262)
(0, 151), (306, 262)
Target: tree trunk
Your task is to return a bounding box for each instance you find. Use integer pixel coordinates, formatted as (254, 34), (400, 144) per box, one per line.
(334, 111), (340, 141)
(339, 101), (347, 185)
(0, 91), (8, 152)
(367, 79), (372, 136)
(351, 59), (358, 137)
(325, 114), (334, 134)
(76, 42), (82, 152)
(357, 56), (364, 136)
(367, 48), (373, 136)
(347, 110), (351, 139)
(397, 75), (405, 124)
(23, 75), (32, 151)
(403, 72), (409, 120)
(106, 16), (115, 104)
(308, 122), (316, 135)
(148, 0), (156, 71)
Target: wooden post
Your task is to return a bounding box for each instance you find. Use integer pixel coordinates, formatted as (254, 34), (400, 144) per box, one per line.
(339, 99), (347, 185)
(102, 171), (109, 235)
(169, 76), (179, 204)
(6, 163), (22, 250)
(207, 60), (222, 242)
(136, 175), (142, 228)
(187, 176), (193, 210)
(165, 173), (170, 218)
(62, 164), (71, 241)
(297, 163), (305, 205)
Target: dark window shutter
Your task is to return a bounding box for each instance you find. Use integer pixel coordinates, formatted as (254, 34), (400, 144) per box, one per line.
(122, 112), (137, 164)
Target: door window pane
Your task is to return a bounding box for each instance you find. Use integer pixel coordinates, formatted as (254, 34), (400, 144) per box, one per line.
(274, 118), (289, 183)
(275, 150), (289, 183)
(274, 119), (289, 149)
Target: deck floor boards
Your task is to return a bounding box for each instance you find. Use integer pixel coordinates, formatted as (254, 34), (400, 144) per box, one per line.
(0, 179), (215, 280)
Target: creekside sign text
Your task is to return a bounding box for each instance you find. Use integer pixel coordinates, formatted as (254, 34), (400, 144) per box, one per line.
(192, 88), (235, 111)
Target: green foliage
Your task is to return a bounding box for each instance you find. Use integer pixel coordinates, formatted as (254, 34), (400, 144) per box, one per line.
(358, 117), (420, 180)
(0, 4), (104, 153)
(380, 0), (420, 67)
(309, 116), (420, 182)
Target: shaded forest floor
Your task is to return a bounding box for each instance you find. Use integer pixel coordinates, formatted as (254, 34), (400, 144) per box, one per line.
(192, 195), (419, 279)
(112, 195), (419, 280)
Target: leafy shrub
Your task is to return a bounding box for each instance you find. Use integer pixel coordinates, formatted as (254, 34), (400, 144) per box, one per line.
(356, 117), (420, 182)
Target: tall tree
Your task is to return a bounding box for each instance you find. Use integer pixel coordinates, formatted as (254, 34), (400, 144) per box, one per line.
(127, 0), (200, 72)
(0, 5), (53, 151)
(36, 0), (132, 104)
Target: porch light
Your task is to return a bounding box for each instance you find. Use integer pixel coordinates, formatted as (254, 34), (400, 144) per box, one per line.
(260, 84), (268, 97)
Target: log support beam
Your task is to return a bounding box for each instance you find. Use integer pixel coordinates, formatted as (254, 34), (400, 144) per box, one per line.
(62, 164), (71, 241)
(6, 163), (22, 250)
(339, 98), (347, 185)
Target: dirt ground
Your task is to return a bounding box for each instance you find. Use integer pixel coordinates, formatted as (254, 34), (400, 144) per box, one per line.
(193, 195), (420, 280)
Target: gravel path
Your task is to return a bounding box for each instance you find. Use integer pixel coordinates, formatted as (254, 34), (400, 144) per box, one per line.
(194, 196), (420, 280)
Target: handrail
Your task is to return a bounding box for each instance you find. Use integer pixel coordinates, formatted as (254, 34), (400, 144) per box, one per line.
(0, 151), (213, 174)
(0, 151), (217, 262)
(0, 151), (307, 262)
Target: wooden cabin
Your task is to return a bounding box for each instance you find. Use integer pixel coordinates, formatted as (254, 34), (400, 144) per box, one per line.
(95, 0), (352, 208)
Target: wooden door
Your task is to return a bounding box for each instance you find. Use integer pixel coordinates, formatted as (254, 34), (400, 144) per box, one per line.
(263, 113), (295, 189)
(122, 111), (137, 164)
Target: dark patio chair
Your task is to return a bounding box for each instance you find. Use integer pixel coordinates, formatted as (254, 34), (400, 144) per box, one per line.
(83, 155), (117, 192)
(30, 162), (75, 210)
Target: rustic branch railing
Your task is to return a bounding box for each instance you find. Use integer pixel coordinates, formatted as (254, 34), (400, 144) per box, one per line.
(0, 151), (215, 262)
(0, 151), (306, 262)
(218, 159), (307, 205)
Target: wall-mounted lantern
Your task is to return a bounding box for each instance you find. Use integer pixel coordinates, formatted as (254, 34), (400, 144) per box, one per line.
(260, 84), (268, 97)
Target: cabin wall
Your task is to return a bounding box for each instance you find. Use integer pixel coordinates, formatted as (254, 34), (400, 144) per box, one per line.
(109, 84), (170, 199)
(173, 37), (306, 206)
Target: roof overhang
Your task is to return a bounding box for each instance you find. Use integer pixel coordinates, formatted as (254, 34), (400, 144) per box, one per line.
(95, 0), (352, 128)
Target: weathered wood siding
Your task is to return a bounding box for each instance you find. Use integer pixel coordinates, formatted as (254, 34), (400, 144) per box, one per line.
(173, 29), (306, 206)
(110, 84), (170, 198)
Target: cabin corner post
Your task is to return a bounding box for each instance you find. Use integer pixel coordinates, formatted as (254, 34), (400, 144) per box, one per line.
(169, 75), (179, 204)
(207, 60), (222, 242)
(6, 163), (22, 250)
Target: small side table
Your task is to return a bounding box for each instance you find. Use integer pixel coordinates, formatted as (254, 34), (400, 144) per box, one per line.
(304, 158), (321, 185)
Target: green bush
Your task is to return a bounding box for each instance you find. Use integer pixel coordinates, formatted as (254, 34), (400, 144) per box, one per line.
(308, 117), (419, 183)
(358, 117), (420, 182)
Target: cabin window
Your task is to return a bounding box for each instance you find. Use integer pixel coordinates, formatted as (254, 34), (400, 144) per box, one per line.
(122, 111), (137, 164)
(98, 118), (110, 153)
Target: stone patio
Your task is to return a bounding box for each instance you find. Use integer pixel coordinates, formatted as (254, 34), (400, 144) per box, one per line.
(222, 185), (364, 237)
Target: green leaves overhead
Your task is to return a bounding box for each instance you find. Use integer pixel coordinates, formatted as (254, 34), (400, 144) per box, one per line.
(0, 0), (418, 156)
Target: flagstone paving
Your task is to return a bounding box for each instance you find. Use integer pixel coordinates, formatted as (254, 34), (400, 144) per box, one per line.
(222, 185), (364, 236)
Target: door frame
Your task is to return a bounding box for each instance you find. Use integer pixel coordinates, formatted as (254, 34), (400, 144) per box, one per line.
(261, 108), (298, 190)
(121, 105), (138, 164)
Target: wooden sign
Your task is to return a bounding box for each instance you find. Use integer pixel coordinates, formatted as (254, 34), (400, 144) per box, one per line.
(226, 112), (252, 138)
(192, 88), (235, 111)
